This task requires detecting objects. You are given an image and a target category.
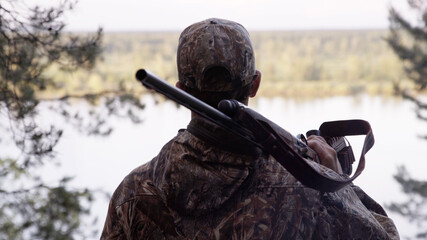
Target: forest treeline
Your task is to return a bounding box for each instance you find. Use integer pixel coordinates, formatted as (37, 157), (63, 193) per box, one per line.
(44, 30), (408, 99)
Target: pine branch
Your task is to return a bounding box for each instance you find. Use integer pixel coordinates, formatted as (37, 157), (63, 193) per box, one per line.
(401, 90), (427, 109)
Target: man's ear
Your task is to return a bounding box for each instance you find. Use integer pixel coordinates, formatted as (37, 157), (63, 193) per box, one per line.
(249, 70), (261, 98)
(176, 81), (184, 90)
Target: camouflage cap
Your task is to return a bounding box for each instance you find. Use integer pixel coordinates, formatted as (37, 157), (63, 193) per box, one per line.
(177, 18), (256, 92)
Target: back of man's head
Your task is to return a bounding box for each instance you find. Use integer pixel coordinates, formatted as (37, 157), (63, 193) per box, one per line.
(177, 18), (257, 106)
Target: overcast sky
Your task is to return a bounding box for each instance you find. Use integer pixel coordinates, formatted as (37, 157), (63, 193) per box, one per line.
(32, 0), (417, 32)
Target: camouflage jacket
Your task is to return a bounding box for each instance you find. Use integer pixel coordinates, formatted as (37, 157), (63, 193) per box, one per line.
(101, 117), (399, 240)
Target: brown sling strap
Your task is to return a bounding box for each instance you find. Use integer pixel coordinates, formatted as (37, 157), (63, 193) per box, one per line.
(319, 120), (374, 187)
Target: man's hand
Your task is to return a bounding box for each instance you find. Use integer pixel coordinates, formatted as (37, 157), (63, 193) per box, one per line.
(307, 135), (343, 174)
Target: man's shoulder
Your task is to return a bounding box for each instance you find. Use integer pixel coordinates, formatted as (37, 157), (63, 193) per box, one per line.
(105, 160), (182, 239)
(109, 162), (158, 207)
(109, 131), (188, 208)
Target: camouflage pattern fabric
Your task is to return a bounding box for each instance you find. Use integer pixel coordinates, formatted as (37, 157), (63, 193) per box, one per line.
(101, 117), (399, 240)
(177, 18), (257, 92)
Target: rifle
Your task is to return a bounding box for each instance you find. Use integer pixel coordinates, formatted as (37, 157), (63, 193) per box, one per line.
(135, 69), (374, 192)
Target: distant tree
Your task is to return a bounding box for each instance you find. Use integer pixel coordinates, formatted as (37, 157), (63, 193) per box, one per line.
(386, 0), (427, 238)
(0, 0), (143, 239)
(387, 0), (427, 128)
(387, 166), (427, 239)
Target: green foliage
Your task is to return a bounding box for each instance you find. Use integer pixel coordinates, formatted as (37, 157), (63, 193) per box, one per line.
(1, 0), (147, 159)
(0, 164), (96, 240)
(386, 0), (427, 109)
(0, 1), (117, 239)
(74, 30), (403, 99)
(387, 0), (427, 90)
(0, 0), (102, 159)
(387, 166), (427, 239)
(250, 30), (404, 96)
(386, 1), (427, 239)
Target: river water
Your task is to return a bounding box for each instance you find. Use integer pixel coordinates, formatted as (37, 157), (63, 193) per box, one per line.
(2, 94), (425, 238)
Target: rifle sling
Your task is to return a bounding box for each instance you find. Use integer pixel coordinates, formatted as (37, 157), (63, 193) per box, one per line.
(319, 120), (374, 189)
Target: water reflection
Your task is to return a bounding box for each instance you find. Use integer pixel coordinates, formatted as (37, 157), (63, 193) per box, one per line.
(2, 94), (424, 238)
